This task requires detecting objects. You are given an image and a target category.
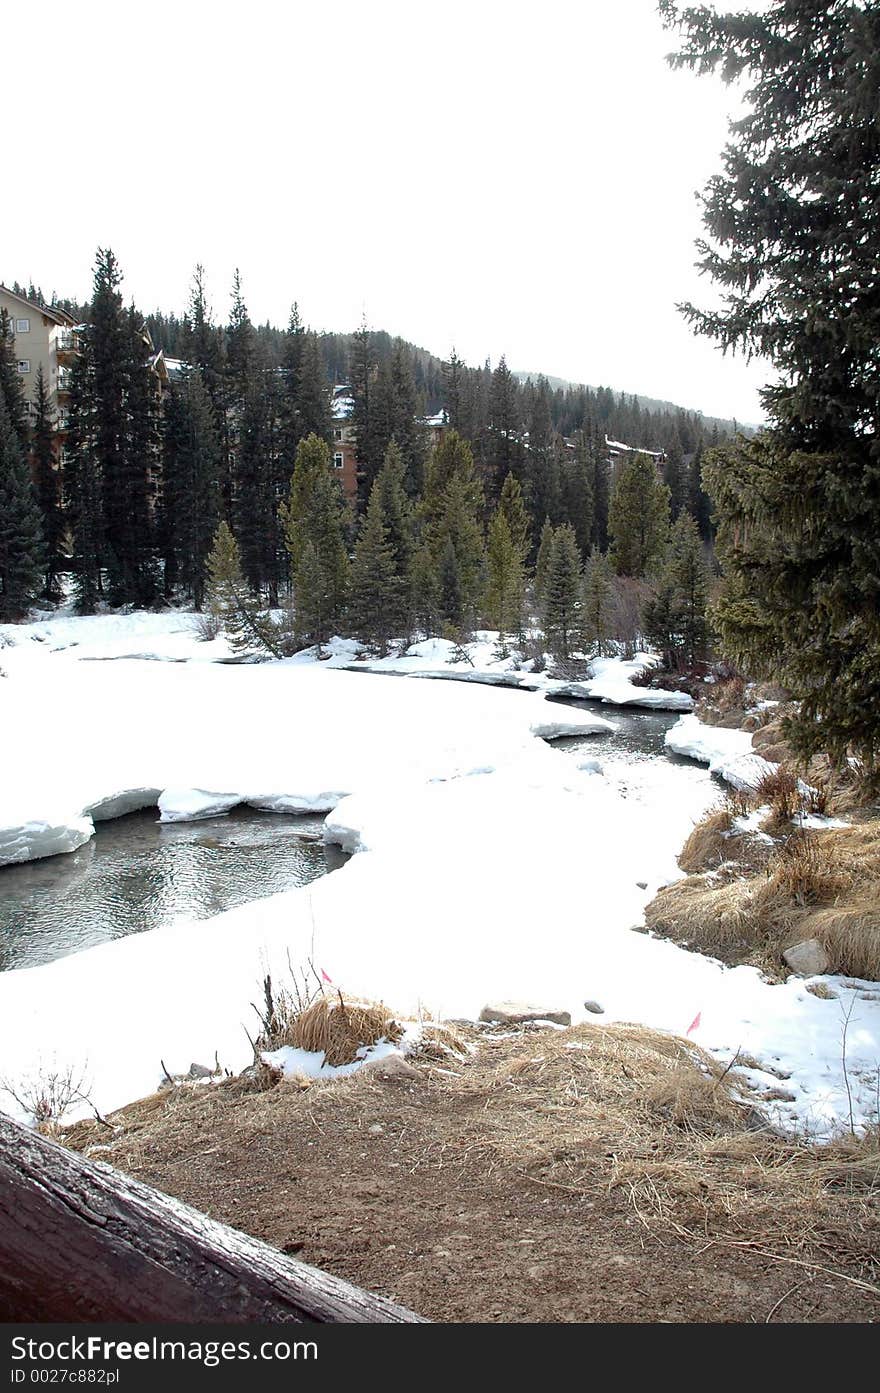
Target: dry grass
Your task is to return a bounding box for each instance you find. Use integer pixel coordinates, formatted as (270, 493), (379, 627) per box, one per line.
(678, 806), (735, 873)
(62, 1020), (880, 1318)
(273, 993), (404, 1068)
(647, 823), (880, 979)
(754, 765), (800, 834)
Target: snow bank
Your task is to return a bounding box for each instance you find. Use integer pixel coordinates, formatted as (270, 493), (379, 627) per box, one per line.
(0, 812), (95, 866)
(1, 611), (877, 1141)
(665, 713), (776, 789)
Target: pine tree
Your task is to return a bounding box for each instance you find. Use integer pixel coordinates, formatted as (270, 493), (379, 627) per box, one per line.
(663, 0), (880, 767)
(420, 431), (485, 634)
(161, 369), (221, 607)
(63, 345), (103, 613)
(31, 366), (64, 599)
(499, 471), (531, 566)
(0, 394), (44, 620)
(280, 434), (349, 646)
(561, 430), (595, 558)
(350, 317), (383, 507)
(488, 356), (521, 498)
(582, 546), (614, 658)
(349, 482), (402, 654)
(662, 441), (688, 520)
(534, 516), (554, 613)
(687, 443), (712, 542)
(643, 515), (710, 670)
(485, 509), (524, 655)
(0, 309), (29, 441)
(541, 524), (582, 661)
(590, 424), (611, 551)
(608, 453), (670, 577)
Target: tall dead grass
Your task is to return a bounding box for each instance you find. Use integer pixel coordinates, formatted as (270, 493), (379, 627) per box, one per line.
(648, 823), (880, 979)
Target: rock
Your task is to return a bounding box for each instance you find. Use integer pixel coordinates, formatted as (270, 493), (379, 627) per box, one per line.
(636, 880), (648, 890)
(188, 1062), (214, 1079)
(362, 1053), (419, 1082)
(583, 1000), (604, 1015)
(367, 1122), (385, 1135)
(783, 938), (830, 977)
(479, 1002), (572, 1028)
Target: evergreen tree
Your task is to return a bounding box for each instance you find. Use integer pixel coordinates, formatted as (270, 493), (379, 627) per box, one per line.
(348, 482), (401, 653)
(31, 366), (64, 599)
(350, 317), (383, 507)
(663, 0), (880, 767)
(582, 546), (614, 658)
(0, 309), (28, 441)
(202, 520), (273, 654)
(488, 356), (521, 498)
(499, 470), (531, 567)
(181, 265), (224, 410)
(161, 369), (221, 607)
(0, 394), (43, 620)
(608, 453), (670, 577)
(485, 509), (524, 655)
(541, 525), (582, 661)
(687, 443), (712, 542)
(590, 424), (611, 551)
(662, 441), (688, 520)
(643, 514), (710, 670)
(561, 430), (595, 558)
(63, 344), (103, 612)
(419, 431), (485, 633)
(534, 516), (554, 613)
(280, 434), (349, 646)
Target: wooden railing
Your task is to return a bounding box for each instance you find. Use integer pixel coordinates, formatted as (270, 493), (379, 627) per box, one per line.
(0, 1115), (425, 1322)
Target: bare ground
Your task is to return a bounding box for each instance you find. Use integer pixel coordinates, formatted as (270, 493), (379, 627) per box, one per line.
(64, 1022), (880, 1324)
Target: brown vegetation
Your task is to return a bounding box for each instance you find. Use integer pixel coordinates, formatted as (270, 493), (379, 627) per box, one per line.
(63, 1022), (880, 1323)
(648, 823), (880, 980)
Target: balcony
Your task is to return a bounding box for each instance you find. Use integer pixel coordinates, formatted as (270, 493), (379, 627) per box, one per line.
(56, 370), (73, 398)
(54, 331), (80, 359)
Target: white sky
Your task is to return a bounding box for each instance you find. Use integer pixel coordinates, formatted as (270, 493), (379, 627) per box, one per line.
(5, 0), (770, 423)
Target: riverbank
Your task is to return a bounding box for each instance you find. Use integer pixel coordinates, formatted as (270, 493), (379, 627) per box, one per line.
(63, 1018), (880, 1323)
(1, 611), (879, 1140)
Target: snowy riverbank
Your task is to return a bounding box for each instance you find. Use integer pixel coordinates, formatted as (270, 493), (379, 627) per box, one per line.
(1, 609), (878, 1140)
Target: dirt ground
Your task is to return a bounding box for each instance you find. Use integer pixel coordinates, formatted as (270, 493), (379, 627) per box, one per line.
(65, 1022), (880, 1324)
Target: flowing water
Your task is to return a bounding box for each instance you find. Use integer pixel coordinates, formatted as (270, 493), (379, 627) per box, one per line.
(0, 698), (696, 973)
(0, 808), (348, 971)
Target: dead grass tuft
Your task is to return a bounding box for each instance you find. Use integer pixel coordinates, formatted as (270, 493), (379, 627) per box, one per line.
(678, 806), (734, 873)
(647, 822), (880, 978)
(277, 994), (404, 1067)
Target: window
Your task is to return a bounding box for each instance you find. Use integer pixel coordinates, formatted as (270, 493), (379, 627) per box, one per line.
(15, 318), (30, 333)
(334, 428), (342, 441)
(333, 452), (344, 469)
(17, 359), (30, 373)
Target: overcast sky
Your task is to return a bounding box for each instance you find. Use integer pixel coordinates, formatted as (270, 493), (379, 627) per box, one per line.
(5, 0), (770, 423)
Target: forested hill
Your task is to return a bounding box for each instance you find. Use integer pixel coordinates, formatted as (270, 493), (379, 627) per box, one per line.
(143, 311), (737, 457)
(3, 277), (740, 455)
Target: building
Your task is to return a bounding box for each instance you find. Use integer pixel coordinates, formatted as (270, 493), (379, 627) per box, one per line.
(0, 285), (81, 428)
(330, 384), (359, 501)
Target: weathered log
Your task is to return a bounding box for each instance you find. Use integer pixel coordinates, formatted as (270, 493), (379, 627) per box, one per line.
(0, 1115), (425, 1322)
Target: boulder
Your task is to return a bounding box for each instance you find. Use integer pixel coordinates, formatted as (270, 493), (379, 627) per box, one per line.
(361, 1053), (419, 1082)
(188, 1062), (214, 1079)
(479, 1002), (571, 1028)
(583, 1000), (604, 1015)
(783, 938), (830, 977)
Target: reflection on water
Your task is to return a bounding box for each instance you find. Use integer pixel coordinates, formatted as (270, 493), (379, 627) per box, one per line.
(0, 808), (347, 971)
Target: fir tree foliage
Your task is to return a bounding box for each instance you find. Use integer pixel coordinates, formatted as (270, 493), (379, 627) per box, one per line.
(608, 452), (670, 578)
(0, 394), (44, 620)
(663, 0), (880, 767)
(540, 524), (582, 662)
(31, 365), (64, 598)
(582, 546), (614, 658)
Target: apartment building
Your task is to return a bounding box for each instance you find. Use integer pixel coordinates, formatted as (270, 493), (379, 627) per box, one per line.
(330, 384), (359, 501)
(0, 285), (80, 427)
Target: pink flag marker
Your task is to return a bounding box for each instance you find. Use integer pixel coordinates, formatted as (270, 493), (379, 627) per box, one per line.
(686, 1011), (702, 1036)
(321, 967), (333, 984)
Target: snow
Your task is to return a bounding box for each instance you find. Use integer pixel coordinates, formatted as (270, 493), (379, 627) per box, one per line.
(0, 609), (878, 1141)
(261, 1023), (423, 1081)
(665, 713), (776, 789)
(301, 635), (694, 712)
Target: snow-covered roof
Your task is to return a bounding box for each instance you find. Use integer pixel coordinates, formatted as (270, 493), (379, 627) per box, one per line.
(332, 395), (355, 420)
(423, 410), (448, 428)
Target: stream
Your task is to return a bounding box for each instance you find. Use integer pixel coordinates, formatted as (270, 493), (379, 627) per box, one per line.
(0, 701), (695, 973)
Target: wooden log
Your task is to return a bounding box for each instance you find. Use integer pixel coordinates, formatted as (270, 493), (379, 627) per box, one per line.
(0, 1115), (425, 1322)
